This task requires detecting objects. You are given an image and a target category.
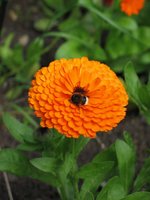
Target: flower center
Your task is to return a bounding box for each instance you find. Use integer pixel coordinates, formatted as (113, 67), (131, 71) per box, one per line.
(70, 87), (88, 106)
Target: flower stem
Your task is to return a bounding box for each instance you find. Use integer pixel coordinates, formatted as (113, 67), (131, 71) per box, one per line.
(57, 173), (72, 200)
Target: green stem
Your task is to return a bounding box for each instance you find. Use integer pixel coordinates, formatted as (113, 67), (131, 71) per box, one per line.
(57, 173), (72, 200)
(57, 139), (79, 200)
(72, 139), (80, 200)
(73, 174), (79, 200)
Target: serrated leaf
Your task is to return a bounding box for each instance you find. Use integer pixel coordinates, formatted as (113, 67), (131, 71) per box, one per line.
(2, 113), (35, 143)
(115, 139), (135, 193)
(96, 176), (125, 200)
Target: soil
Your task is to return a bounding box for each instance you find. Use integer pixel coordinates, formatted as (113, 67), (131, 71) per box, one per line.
(0, 0), (150, 200)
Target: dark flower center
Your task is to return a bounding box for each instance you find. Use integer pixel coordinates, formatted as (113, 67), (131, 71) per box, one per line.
(70, 87), (88, 106)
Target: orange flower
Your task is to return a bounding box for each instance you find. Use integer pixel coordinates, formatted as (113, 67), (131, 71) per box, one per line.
(120, 0), (144, 16)
(28, 57), (128, 138)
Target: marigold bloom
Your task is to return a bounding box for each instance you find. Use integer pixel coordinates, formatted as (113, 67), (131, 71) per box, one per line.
(120, 0), (144, 16)
(28, 57), (128, 138)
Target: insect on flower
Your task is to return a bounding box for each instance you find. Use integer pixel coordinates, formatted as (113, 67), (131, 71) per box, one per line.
(28, 57), (128, 138)
(70, 87), (88, 106)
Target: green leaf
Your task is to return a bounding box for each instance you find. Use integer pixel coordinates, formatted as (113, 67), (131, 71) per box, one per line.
(30, 157), (58, 173)
(140, 109), (150, 124)
(5, 86), (22, 100)
(115, 139), (135, 193)
(111, 58), (150, 73)
(26, 37), (43, 63)
(117, 17), (138, 31)
(79, 0), (126, 33)
(0, 33), (14, 59)
(77, 161), (114, 179)
(73, 136), (89, 157)
(56, 39), (107, 60)
(123, 131), (136, 154)
(34, 18), (52, 31)
(90, 44), (107, 60)
(59, 152), (75, 176)
(124, 62), (150, 124)
(106, 32), (144, 59)
(43, 0), (64, 11)
(134, 157), (150, 191)
(59, 14), (80, 32)
(17, 143), (42, 152)
(43, 31), (90, 47)
(0, 148), (60, 187)
(84, 192), (94, 200)
(124, 62), (142, 106)
(133, 27), (150, 47)
(79, 161), (114, 199)
(138, 85), (150, 109)
(12, 104), (38, 128)
(92, 144), (116, 164)
(140, 52), (150, 64)
(18, 63), (40, 83)
(120, 192), (150, 200)
(96, 176), (126, 200)
(55, 40), (88, 59)
(0, 148), (32, 176)
(2, 112), (35, 143)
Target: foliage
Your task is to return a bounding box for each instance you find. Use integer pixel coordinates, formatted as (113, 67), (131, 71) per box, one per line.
(0, 113), (150, 199)
(0, 0), (150, 199)
(0, 34), (44, 100)
(34, 0), (150, 73)
(124, 62), (150, 124)
(32, 0), (150, 121)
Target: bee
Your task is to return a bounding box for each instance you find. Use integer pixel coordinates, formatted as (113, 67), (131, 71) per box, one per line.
(71, 93), (88, 106)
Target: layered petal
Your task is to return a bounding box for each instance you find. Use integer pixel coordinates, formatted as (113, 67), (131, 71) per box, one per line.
(28, 57), (128, 138)
(120, 0), (145, 16)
